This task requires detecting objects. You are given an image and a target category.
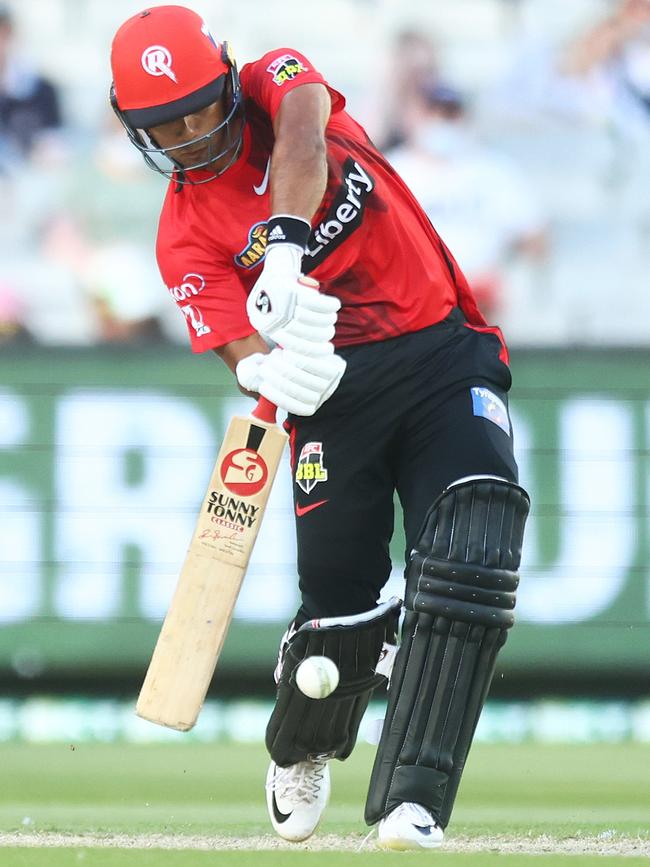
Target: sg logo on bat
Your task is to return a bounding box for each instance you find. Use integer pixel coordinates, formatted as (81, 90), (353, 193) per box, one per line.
(220, 448), (269, 496)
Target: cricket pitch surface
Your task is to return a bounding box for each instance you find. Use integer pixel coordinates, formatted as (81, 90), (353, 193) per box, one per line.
(0, 741), (647, 865)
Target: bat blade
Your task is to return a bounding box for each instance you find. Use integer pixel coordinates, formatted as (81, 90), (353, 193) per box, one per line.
(136, 406), (287, 731)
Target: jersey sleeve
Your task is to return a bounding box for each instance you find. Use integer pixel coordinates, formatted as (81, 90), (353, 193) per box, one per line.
(157, 242), (254, 353)
(242, 48), (345, 120)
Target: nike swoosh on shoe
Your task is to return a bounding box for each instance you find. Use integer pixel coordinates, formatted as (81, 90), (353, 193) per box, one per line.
(271, 790), (293, 824)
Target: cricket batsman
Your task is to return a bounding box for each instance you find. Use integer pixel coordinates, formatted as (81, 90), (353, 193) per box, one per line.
(110, 5), (530, 850)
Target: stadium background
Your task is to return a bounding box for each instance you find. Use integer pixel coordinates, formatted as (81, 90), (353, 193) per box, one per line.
(1, 0), (649, 747)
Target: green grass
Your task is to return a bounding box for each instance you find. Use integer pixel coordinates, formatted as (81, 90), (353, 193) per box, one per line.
(0, 742), (648, 865)
(3, 855), (650, 867)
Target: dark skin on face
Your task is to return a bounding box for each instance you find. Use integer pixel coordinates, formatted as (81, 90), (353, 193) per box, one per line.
(147, 96), (241, 171)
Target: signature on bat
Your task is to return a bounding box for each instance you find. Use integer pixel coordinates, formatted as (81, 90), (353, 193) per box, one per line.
(199, 528), (240, 542)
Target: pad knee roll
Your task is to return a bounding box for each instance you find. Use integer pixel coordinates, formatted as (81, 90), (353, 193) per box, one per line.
(365, 477), (529, 828)
(266, 597), (401, 767)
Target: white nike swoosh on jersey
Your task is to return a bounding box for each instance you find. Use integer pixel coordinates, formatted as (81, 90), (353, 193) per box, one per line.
(253, 157), (271, 196)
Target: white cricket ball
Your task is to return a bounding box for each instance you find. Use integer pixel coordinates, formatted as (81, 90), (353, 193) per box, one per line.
(295, 655), (340, 699)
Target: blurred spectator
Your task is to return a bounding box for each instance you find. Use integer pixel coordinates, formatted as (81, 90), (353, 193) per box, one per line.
(372, 29), (440, 151)
(0, 4), (65, 164)
(44, 110), (172, 344)
(0, 114), (92, 346)
(0, 3), (86, 346)
(559, 0), (650, 134)
(480, 0), (650, 343)
(487, 0), (650, 142)
(388, 82), (547, 322)
(0, 280), (32, 344)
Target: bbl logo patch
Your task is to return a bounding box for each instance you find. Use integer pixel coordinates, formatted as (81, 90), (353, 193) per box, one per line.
(266, 54), (308, 86)
(234, 221), (268, 269)
(296, 442), (328, 494)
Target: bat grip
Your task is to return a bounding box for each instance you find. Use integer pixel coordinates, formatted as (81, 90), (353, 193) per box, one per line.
(252, 397), (278, 424)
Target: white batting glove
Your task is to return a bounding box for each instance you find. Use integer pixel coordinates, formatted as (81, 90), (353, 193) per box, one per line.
(246, 246), (340, 348)
(236, 349), (347, 416)
(272, 276), (341, 355)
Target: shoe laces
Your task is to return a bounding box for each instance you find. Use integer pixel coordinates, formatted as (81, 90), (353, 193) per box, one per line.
(266, 760), (327, 806)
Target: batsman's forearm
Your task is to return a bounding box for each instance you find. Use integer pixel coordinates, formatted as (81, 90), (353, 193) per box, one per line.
(213, 332), (270, 374)
(270, 137), (327, 223)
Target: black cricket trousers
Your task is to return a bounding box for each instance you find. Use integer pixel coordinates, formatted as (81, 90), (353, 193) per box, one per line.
(285, 310), (519, 623)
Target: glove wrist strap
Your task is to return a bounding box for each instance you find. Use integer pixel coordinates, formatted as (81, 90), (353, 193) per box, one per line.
(266, 214), (311, 251)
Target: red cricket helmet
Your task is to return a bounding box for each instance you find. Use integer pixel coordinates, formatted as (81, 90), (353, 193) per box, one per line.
(110, 5), (243, 182)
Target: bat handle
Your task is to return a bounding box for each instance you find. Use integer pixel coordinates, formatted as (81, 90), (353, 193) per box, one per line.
(252, 397), (278, 424)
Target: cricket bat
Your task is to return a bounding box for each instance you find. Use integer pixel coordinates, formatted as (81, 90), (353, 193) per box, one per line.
(136, 397), (287, 731)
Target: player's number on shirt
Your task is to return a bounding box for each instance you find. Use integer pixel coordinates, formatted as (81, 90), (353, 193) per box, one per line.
(181, 304), (211, 338)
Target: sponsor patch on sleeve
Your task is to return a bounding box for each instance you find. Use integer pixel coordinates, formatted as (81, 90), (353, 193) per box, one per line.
(470, 387), (511, 436)
(266, 53), (308, 86)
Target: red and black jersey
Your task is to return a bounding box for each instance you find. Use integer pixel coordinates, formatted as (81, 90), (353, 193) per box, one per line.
(156, 48), (489, 352)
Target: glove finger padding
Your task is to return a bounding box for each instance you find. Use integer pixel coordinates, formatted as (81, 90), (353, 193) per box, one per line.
(271, 332), (336, 356)
(267, 348), (341, 387)
(275, 320), (337, 347)
(260, 350), (347, 416)
(269, 288), (340, 351)
(292, 305), (339, 328)
(257, 382), (319, 416)
(314, 355), (347, 410)
(235, 352), (264, 393)
(263, 362), (332, 403)
(282, 350), (346, 379)
(266, 598), (402, 766)
(237, 348), (347, 417)
(296, 280), (341, 313)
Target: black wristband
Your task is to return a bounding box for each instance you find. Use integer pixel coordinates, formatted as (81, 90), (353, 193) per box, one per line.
(266, 214), (312, 250)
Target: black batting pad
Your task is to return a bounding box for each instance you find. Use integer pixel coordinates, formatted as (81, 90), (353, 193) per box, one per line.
(365, 477), (529, 828)
(266, 598), (401, 766)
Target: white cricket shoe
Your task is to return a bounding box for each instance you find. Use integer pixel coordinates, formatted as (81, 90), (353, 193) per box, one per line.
(377, 801), (444, 850)
(265, 758), (330, 842)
